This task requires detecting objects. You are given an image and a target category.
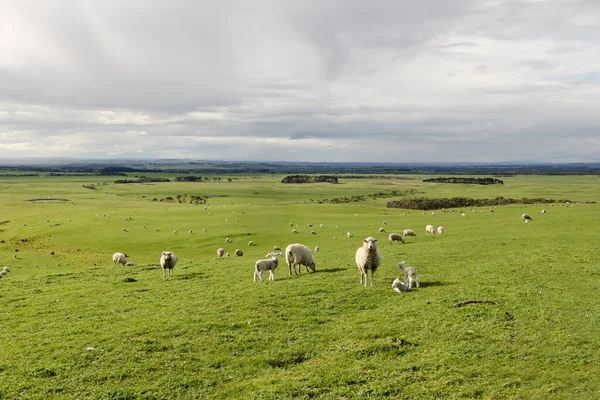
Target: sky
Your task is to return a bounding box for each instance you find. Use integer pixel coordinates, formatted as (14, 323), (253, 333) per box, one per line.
(1, 0), (599, 163)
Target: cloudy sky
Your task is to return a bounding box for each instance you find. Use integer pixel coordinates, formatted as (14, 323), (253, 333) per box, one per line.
(1, 0), (599, 163)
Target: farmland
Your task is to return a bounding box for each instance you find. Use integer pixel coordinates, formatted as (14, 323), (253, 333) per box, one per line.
(1, 172), (599, 399)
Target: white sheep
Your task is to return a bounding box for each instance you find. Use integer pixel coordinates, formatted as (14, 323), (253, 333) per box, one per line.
(285, 243), (316, 275)
(160, 251), (178, 278)
(173, 230), (177, 234)
(3, 266), (9, 273)
(388, 233), (405, 245)
(254, 252), (283, 283)
(398, 261), (420, 289)
(112, 252), (128, 267)
(226, 238), (232, 243)
(542, 209), (546, 214)
(226, 252), (230, 258)
(403, 229), (416, 237)
(248, 240), (254, 246)
(355, 236), (382, 287)
(217, 248), (225, 258)
(292, 229), (298, 233)
(392, 278), (409, 293)
(235, 249), (243, 257)
(379, 227), (385, 233)
(437, 226), (444, 234)
(346, 232), (352, 238)
(425, 225), (435, 235)
(315, 245), (320, 253)
(522, 213), (532, 222)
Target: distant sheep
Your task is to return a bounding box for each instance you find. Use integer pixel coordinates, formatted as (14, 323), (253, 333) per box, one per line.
(379, 227), (385, 233)
(235, 249), (243, 257)
(346, 232), (352, 238)
(285, 243), (316, 275)
(425, 225), (435, 235)
(125, 262), (135, 266)
(112, 252), (128, 267)
(437, 226), (444, 234)
(226, 252), (230, 258)
(254, 252), (283, 283)
(160, 251), (178, 278)
(522, 213), (532, 222)
(3, 266), (9, 273)
(355, 236), (382, 287)
(226, 238), (232, 243)
(403, 229), (416, 237)
(388, 233), (405, 245)
(311, 231), (317, 235)
(398, 261), (420, 289)
(315, 245), (320, 253)
(248, 240), (254, 246)
(173, 230), (177, 234)
(273, 246), (282, 251)
(217, 248), (225, 258)
(542, 209), (546, 214)
(292, 229), (298, 233)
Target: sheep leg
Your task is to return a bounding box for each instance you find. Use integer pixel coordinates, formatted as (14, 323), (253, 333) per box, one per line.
(415, 277), (420, 288)
(269, 270), (275, 281)
(369, 270), (374, 287)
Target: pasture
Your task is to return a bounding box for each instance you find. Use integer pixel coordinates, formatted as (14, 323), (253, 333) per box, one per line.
(1, 173), (599, 399)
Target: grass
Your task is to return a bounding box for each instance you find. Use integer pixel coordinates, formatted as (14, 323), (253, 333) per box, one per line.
(1, 174), (600, 399)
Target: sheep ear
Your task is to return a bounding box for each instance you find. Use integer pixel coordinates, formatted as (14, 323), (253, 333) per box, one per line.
(363, 239), (367, 243)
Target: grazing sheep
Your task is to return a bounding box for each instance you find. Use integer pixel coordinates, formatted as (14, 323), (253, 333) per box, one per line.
(398, 261), (420, 289)
(13, 254), (17, 259)
(403, 229), (417, 237)
(383, 221), (387, 225)
(292, 229), (298, 233)
(160, 251), (178, 278)
(3, 266), (9, 273)
(285, 243), (316, 275)
(254, 252), (283, 283)
(112, 252), (128, 267)
(307, 223), (313, 227)
(315, 245), (320, 253)
(155, 228), (159, 231)
(437, 226), (444, 234)
(320, 224), (324, 228)
(425, 225), (435, 235)
(173, 230), (177, 234)
(311, 231), (317, 235)
(379, 227), (385, 233)
(289, 223), (294, 227)
(248, 240), (254, 246)
(355, 237), (382, 287)
(226, 238), (232, 243)
(346, 232), (352, 238)
(392, 278), (409, 293)
(461, 213), (466, 217)
(388, 233), (405, 245)
(122, 228), (128, 232)
(522, 213), (532, 222)
(235, 249), (243, 257)
(0, 271), (6, 277)
(226, 252), (230, 258)
(217, 248), (225, 258)
(189, 230), (193, 234)
(542, 209), (546, 214)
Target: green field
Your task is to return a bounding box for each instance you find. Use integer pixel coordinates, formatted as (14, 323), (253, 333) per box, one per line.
(1, 174), (599, 399)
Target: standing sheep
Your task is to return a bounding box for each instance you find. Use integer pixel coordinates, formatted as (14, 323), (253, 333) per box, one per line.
(388, 233), (405, 245)
(254, 252), (283, 283)
(112, 252), (128, 267)
(355, 236), (382, 287)
(437, 226), (444, 234)
(285, 243), (316, 275)
(425, 225), (435, 235)
(403, 229), (417, 237)
(217, 248), (225, 258)
(160, 251), (178, 278)
(398, 261), (420, 289)
(522, 214), (532, 222)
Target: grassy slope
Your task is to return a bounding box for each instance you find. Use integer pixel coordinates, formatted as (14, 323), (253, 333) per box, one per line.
(0, 174), (599, 399)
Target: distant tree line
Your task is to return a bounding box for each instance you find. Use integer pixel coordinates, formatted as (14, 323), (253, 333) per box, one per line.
(387, 196), (583, 210)
(281, 175), (339, 184)
(173, 176), (233, 182)
(320, 189), (420, 204)
(423, 177), (504, 184)
(151, 194), (207, 204)
(114, 176), (171, 184)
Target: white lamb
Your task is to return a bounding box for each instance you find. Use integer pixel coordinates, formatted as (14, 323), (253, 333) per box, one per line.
(388, 233), (405, 245)
(355, 236), (382, 287)
(112, 252), (128, 267)
(217, 248), (225, 258)
(392, 278), (409, 293)
(425, 225), (435, 235)
(398, 261), (420, 289)
(253, 252), (283, 283)
(160, 251), (178, 278)
(285, 243), (316, 275)
(403, 229), (417, 237)
(437, 226), (444, 234)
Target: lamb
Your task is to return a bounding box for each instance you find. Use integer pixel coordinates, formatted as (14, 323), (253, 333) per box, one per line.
(437, 226), (444, 234)
(403, 229), (417, 237)
(112, 252), (128, 267)
(388, 233), (405, 245)
(522, 213), (532, 222)
(217, 248), (225, 258)
(392, 278), (409, 292)
(285, 243), (316, 275)
(355, 236), (382, 287)
(425, 225), (436, 235)
(254, 252), (283, 283)
(398, 261), (420, 289)
(160, 251), (178, 278)
(235, 249), (243, 257)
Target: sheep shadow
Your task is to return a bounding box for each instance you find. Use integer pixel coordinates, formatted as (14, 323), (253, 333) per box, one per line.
(418, 281), (448, 288)
(315, 268), (347, 273)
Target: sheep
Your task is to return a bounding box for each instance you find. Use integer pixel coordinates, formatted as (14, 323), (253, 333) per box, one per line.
(289, 223), (294, 227)
(388, 233), (405, 245)
(248, 240), (254, 246)
(285, 243), (316, 275)
(226, 238), (232, 243)
(383, 221), (387, 225)
(0, 271), (6, 277)
(315, 245), (320, 253)
(112, 252), (128, 267)
(125, 262), (135, 266)
(398, 261), (420, 289)
(542, 209), (547, 214)
(392, 278), (409, 293)
(226, 252), (230, 258)
(3, 266), (9, 273)
(189, 230), (193, 234)
(320, 224), (324, 228)
(437, 226), (444, 234)
(522, 213), (532, 222)
(235, 249), (243, 257)
(160, 251), (178, 278)
(173, 230), (177, 234)
(122, 228), (128, 232)
(346, 232), (352, 238)
(273, 246), (282, 251)
(403, 229), (417, 237)
(217, 248), (225, 258)
(311, 231), (317, 235)
(254, 252), (283, 283)
(307, 223), (313, 227)
(425, 225), (435, 235)
(292, 229), (298, 233)
(356, 237), (382, 287)
(379, 227), (385, 233)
